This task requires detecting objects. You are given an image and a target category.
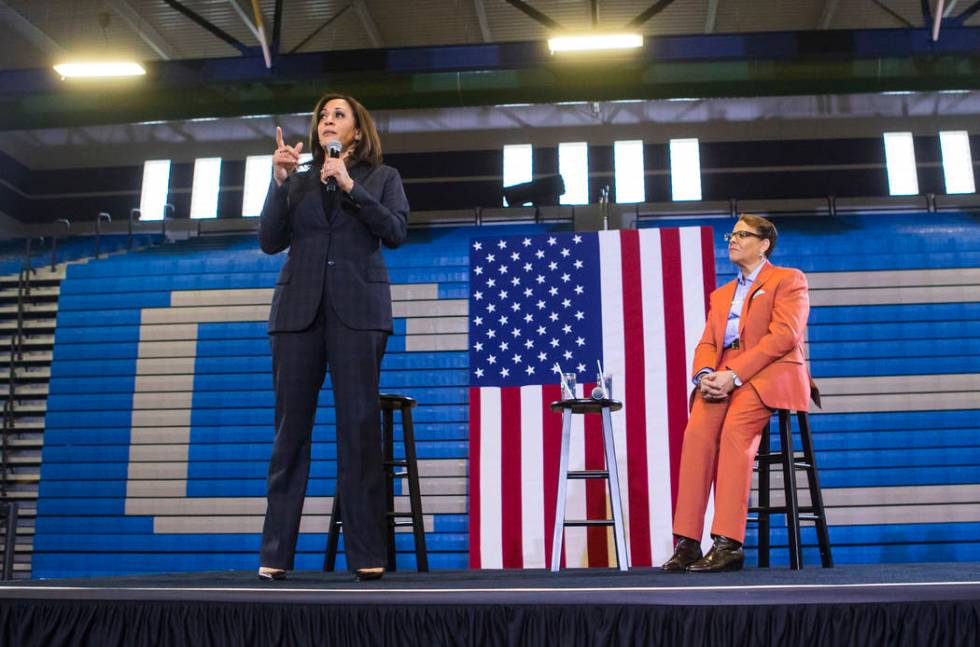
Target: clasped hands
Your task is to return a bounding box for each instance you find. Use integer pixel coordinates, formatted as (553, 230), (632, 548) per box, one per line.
(698, 370), (736, 402)
(272, 126), (354, 192)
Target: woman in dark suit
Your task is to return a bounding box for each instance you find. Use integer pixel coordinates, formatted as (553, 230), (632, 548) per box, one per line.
(257, 94), (409, 582)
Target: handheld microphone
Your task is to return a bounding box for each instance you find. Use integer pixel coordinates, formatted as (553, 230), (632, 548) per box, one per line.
(325, 140), (342, 192)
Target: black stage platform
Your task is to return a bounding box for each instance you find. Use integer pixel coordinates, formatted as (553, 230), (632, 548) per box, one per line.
(2, 564), (979, 646)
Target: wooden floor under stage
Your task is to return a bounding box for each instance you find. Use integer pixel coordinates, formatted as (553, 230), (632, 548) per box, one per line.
(2, 563), (979, 646)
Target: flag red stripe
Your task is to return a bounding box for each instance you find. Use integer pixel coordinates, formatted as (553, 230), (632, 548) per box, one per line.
(468, 387), (482, 568)
(500, 387), (524, 568)
(584, 395), (609, 567)
(541, 383), (563, 569)
(660, 229), (689, 516)
(619, 230), (652, 566)
(700, 226), (717, 318)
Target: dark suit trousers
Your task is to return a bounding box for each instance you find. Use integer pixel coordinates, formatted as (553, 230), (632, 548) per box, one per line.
(259, 279), (388, 571)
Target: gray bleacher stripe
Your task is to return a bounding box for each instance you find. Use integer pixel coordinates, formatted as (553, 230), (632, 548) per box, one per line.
(816, 373), (980, 395)
(393, 300), (467, 318)
(391, 284), (439, 301)
(827, 503), (980, 525)
(130, 428), (192, 445)
(132, 341), (198, 358)
(125, 462), (188, 479)
(754, 483), (980, 508)
(154, 514), (436, 534)
(142, 305), (269, 324)
(126, 481), (188, 497)
(405, 316), (467, 334)
(134, 375), (196, 392)
(170, 289), (271, 307)
(405, 334), (468, 351)
(808, 268), (980, 289)
(136, 357), (196, 375)
(418, 459), (466, 477)
(408, 476), (467, 495)
(129, 445), (191, 461)
(132, 392), (195, 410)
(810, 285), (980, 307)
(140, 323), (199, 342)
(818, 391), (980, 413)
(129, 494), (464, 517)
(129, 410), (191, 426)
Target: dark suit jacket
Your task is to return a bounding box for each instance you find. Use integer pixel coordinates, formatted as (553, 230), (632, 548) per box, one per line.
(258, 162), (409, 333)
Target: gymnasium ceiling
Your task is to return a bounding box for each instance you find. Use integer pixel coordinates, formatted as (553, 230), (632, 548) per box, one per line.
(1, 1), (979, 149)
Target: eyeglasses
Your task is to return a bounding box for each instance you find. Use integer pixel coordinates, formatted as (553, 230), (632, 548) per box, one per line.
(724, 231), (764, 242)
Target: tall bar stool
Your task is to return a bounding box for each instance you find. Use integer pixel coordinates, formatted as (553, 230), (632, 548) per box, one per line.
(324, 393), (428, 572)
(549, 398), (629, 573)
(749, 409), (833, 570)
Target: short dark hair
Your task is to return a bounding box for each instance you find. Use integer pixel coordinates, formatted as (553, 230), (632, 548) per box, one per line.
(738, 214), (777, 258)
(308, 93), (383, 168)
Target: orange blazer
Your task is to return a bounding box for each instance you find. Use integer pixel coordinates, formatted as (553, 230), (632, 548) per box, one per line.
(691, 262), (820, 412)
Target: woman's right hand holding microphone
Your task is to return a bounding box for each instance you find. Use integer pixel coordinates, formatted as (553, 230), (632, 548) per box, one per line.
(273, 126), (304, 187)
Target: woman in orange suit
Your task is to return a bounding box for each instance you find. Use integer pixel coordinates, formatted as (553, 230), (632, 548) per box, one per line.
(662, 214), (819, 573)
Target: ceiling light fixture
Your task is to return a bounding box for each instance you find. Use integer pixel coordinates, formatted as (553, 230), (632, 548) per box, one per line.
(53, 62), (146, 79)
(548, 33), (643, 54)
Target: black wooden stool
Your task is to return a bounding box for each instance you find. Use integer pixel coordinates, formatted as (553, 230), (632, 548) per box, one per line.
(749, 409), (833, 569)
(548, 398), (629, 572)
(324, 393), (428, 572)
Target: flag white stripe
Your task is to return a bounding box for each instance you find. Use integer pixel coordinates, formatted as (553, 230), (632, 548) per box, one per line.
(520, 385), (546, 568)
(479, 387), (503, 568)
(597, 231), (631, 561)
(564, 382), (589, 567)
(638, 229), (675, 564)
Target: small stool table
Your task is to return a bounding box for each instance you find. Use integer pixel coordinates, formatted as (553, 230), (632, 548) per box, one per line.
(549, 398), (629, 573)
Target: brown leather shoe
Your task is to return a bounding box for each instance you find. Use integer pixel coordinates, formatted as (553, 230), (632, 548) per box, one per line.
(687, 535), (744, 573)
(661, 537), (703, 573)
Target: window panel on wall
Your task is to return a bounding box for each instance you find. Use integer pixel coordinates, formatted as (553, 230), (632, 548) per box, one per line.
(669, 138), (702, 201)
(189, 157), (222, 219)
(939, 131), (976, 194)
(242, 155), (273, 217)
(614, 140), (645, 203)
(502, 144), (533, 206)
(883, 132), (919, 196)
(558, 142), (589, 205)
(139, 160), (172, 221)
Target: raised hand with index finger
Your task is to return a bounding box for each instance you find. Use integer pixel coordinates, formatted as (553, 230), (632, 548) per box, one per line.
(273, 126), (304, 187)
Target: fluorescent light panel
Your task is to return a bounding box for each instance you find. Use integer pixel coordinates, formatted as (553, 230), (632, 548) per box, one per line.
(502, 144), (533, 206)
(883, 132), (919, 196)
(242, 155), (273, 217)
(549, 33), (643, 53)
(54, 62), (146, 78)
(669, 138), (702, 202)
(939, 130), (976, 194)
(559, 142), (589, 205)
(139, 160), (171, 221)
(614, 140), (645, 204)
(190, 158), (222, 219)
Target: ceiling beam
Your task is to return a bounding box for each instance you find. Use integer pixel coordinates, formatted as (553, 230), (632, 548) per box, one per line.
(871, 1), (916, 28)
(705, 0), (719, 33)
(160, 0), (251, 55)
(944, 0), (961, 17)
(627, 0), (677, 29)
(289, 3), (352, 54)
(0, 0), (66, 58)
(353, 0), (383, 47)
(226, 0), (271, 67)
(589, 0), (599, 28)
(503, 1), (564, 30)
(818, 0), (839, 29)
(271, 0), (284, 55)
(474, 0), (492, 41)
(104, 0), (178, 60)
(954, 0), (980, 24)
(933, 0), (946, 40)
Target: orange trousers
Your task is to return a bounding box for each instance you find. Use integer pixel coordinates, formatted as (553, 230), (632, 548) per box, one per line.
(672, 348), (774, 544)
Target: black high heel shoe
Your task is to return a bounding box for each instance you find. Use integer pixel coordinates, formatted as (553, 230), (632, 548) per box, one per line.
(354, 567), (384, 582)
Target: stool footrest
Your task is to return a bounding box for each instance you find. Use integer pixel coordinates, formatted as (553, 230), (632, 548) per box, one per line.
(563, 519), (614, 527)
(384, 461), (409, 468)
(567, 470), (609, 480)
(386, 511), (416, 518)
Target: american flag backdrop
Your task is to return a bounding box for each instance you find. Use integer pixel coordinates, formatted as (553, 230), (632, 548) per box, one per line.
(468, 227), (716, 569)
